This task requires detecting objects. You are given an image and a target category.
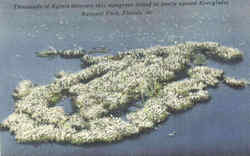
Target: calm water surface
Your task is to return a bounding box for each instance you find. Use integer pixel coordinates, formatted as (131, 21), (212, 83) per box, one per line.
(1, 0), (250, 155)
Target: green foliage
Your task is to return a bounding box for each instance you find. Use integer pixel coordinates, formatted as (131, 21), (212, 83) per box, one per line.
(140, 80), (163, 103)
(193, 54), (207, 65)
(49, 93), (62, 105)
(36, 50), (57, 57)
(175, 88), (189, 97)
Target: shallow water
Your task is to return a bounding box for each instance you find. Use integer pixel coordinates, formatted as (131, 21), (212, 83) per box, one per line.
(1, 0), (250, 155)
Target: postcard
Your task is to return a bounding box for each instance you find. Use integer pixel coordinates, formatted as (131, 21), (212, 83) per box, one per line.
(0, 0), (250, 156)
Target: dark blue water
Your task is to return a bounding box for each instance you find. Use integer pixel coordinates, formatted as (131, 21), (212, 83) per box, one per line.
(1, 0), (250, 155)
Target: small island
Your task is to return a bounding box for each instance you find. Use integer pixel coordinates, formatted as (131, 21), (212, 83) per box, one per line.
(0, 42), (248, 145)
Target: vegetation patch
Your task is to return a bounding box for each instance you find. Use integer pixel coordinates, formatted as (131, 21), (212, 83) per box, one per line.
(0, 42), (247, 145)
